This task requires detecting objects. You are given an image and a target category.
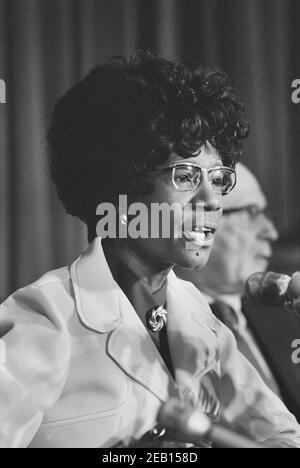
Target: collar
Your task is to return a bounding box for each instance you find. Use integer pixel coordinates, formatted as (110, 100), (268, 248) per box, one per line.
(70, 238), (169, 333)
(70, 238), (123, 333)
(70, 238), (219, 333)
(70, 238), (221, 404)
(204, 292), (247, 332)
(101, 242), (168, 329)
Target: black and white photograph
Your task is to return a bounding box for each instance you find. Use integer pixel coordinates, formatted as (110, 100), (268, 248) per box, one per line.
(1, 0), (300, 450)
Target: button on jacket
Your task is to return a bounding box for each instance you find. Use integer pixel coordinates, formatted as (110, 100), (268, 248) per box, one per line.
(1, 238), (300, 448)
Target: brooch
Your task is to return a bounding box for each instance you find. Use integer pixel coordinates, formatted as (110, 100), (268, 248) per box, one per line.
(146, 306), (168, 332)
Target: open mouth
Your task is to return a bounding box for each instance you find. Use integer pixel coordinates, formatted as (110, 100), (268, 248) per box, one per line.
(192, 226), (216, 235)
(182, 225), (217, 245)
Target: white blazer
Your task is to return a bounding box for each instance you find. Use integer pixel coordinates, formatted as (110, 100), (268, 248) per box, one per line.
(0, 238), (300, 448)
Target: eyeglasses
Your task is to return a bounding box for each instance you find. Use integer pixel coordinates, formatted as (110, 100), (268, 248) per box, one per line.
(151, 164), (236, 195)
(223, 205), (271, 221)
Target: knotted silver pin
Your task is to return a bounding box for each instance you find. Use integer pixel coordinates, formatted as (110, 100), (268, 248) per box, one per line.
(146, 306), (168, 332)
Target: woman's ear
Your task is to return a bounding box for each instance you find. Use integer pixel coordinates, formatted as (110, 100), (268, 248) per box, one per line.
(119, 213), (128, 225)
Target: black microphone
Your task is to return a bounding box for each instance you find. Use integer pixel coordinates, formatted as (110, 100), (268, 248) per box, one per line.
(245, 271), (292, 306)
(158, 398), (256, 448)
(246, 271), (300, 316)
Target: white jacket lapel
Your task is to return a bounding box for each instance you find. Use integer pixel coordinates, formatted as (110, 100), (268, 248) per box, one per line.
(70, 238), (178, 402)
(167, 271), (220, 399)
(107, 296), (179, 402)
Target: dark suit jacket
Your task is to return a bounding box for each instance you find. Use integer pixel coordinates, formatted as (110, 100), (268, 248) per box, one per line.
(242, 296), (300, 422)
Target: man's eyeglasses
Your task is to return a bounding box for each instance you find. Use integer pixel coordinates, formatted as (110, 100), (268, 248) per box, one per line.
(151, 164), (236, 196)
(223, 205), (271, 221)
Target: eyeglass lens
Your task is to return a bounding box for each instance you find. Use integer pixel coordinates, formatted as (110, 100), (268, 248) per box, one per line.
(172, 166), (235, 195)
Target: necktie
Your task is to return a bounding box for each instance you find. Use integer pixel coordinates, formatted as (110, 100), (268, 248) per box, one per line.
(210, 300), (281, 396)
(159, 325), (175, 379)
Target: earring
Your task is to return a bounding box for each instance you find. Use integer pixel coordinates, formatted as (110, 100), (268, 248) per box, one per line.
(119, 213), (128, 225)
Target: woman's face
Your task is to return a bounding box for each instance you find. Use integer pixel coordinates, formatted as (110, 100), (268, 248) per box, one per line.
(126, 142), (224, 271)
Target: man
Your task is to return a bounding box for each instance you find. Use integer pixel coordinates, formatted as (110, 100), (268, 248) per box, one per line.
(176, 163), (300, 422)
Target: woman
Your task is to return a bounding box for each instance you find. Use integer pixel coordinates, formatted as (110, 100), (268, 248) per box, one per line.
(1, 52), (300, 448)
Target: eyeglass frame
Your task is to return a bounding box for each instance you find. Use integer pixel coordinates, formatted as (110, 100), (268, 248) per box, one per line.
(149, 163), (237, 196)
(223, 205), (272, 221)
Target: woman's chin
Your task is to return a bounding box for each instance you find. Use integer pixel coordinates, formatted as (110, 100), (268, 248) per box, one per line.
(175, 245), (212, 270)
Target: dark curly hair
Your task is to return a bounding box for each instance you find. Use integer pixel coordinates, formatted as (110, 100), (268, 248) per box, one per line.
(48, 51), (249, 232)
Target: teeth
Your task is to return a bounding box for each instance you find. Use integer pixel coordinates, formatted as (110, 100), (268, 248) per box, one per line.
(185, 231), (206, 243)
(192, 227), (215, 234)
(183, 226), (216, 245)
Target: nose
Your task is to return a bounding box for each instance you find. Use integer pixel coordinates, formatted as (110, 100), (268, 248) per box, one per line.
(191, 173), (222, 212)
(259, 214), (279, 242)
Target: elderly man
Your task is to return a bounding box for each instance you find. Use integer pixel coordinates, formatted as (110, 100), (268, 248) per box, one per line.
(176, 163), (300, 422)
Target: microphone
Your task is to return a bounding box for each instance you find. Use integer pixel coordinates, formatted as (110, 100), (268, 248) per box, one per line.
(157, 398), (256, 448)
(245, 271), (300, 307)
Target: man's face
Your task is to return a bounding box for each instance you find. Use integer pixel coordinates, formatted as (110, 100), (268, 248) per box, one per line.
(128, 142), (225, 271)
(199, 165), (279, 294)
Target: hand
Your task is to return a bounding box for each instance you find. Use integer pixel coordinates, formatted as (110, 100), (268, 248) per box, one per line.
(130, 426), (204, 448)
(130, 428), (168, 448)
